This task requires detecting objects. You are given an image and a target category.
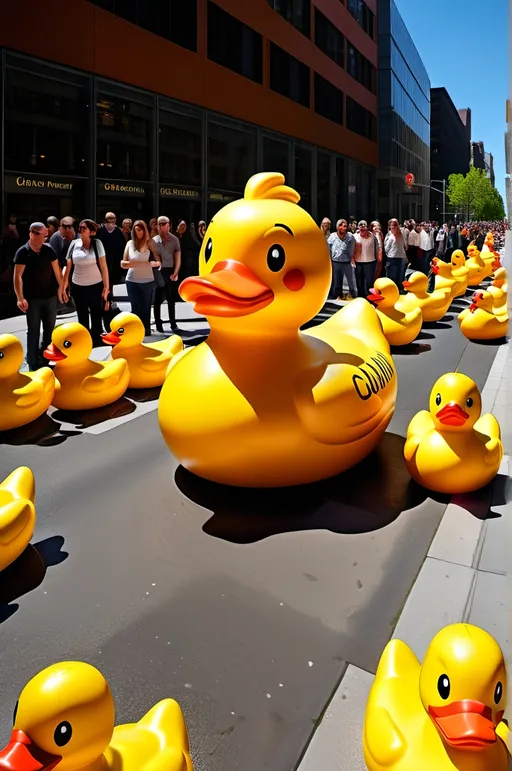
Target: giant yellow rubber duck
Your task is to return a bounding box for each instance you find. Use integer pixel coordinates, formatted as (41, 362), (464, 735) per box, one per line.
(464, 246), (491, 286)
(0, 466), (35, 572)
(102, 312), (183, 389)
(404, 372), (503, 494)
(0, 334), (58, 432)
(432, 258), (468, 299)
(158, 172), (397, 487)
(458, 290), (508, 341)
(396, 272), (451, 322)
(488, 268), (508, 317)
(367, 278), (423, 346)
(0, 661), (193, 771)
(44, 323), (130, 411)
(363, 623), (509, 771)
(481, 233), (501, 271)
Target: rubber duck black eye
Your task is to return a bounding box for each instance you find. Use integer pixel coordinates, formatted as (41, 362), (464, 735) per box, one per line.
(437, 674), (450, 700)
(0, 351), (4, 359)
(54, 721), (72, 747)
(204, 238), (213, 263)
(267, 244), (286, 272)
(466, 397), (474, 408)
(63, 341), (72, 349)
(435, 393), (442, 406)
(118, 328), (124, 335)
(494, 681), (503, 704)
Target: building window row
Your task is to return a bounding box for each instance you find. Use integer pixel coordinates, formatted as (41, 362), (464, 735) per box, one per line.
(315, 9), (376, 94)
(87, 0), (197, 52)
(207, 2), (263, 84)
(267, 0), (311, 38)
(347, 0), (375, 39)
(346, 97), (377, 141)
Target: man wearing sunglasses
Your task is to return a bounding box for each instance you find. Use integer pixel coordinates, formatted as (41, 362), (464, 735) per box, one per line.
(13, 222), (65, 371)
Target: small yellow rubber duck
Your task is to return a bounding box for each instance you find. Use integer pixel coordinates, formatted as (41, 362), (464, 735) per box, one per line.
(102, 312), (183, 389)
(0, 335), (58, 432)
(0, 661), (194, 771)
(404, 372), (503, 493)
(44, 323), (130, 411)
(367, 278), (423, 346)
(159, 172), (397, 487)
(0, 466), (36, 572)
(432, 258), (468, 299)
(396, 272), (452, 322)
(488, 268), (508, 317)
(465, 247), (492, 286)
(363, 623), (510, 771)
(458, 290), (508, 341)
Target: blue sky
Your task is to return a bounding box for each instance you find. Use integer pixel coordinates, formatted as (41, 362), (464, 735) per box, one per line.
(395, 0), (508, 203)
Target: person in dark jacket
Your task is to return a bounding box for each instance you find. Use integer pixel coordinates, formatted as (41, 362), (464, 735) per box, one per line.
(97, 212), (127, 289)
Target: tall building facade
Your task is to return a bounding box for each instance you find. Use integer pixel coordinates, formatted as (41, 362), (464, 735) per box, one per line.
(430, 88), (470, 219)
(458, 108), (472, 146)
(0, 0), (378, 234)
(377, 0), (430, 225)
(484, 152), (495, 187)
(471, 141), (486, 171)
(506, 100), (512, 221)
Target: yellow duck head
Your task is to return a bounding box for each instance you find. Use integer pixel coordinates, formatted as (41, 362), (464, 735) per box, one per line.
(428, 372), (482, 434)
(484, 232), (494, 249)
(0, 662), (115, 771)
(419, 624), (506, 752)
(44, 324), (93, 368)
(402, 271), (429, 294)
(367, 277), (400, 309)
(467, 244), (480, 259)
(492, 268), (507, 288)
(179, 172), (331, 335)
(0, 334), (25, 378)
(450, 250), (466, 269)
(469, 290), (494, 314)
(102, 312), (144, 349)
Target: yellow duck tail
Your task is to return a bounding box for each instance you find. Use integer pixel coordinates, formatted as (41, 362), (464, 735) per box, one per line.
(0, 499), (35, 546)
(0, 467), (35, 504)
(374, 638), (420, 685)
(316, 298), (390, 352)
(137, 699), (191, 755)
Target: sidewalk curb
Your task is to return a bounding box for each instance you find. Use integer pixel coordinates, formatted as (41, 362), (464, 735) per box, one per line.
(296, 337), (511, 770)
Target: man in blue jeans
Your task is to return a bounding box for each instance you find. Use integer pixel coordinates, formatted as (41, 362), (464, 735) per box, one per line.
(327, 219), (357, 300)
(13, 222), (64, 371)
(354, 221), (382, 299)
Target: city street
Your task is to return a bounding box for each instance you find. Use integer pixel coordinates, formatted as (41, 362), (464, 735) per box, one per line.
(0, 284), (509, 771)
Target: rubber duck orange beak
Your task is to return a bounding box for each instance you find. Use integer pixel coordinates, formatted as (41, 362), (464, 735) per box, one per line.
(428, 700), (498, 750)
(367, 288), (383, 303)
(470, 292), (483, 312)
(436, 401), (469, 426)
(0, 729), (61, 770)
(102, 331), (121, 346)
(179, 260), (274, 318)
(402, 280), (412, 289)
(492, 258), (502, 270)
(43, 343), (66, 362)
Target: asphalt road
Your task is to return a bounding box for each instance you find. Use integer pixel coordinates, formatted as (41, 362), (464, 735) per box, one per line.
(0, 295), (502, 771)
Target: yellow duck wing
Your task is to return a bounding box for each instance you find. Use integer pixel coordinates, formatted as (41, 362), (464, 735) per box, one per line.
(363, 704), (407, 769)
(0, 466), (35, 503)
(475, 413), (504, 466)
(404, 307), (423, 326)
(0, 498), (35, 547)
(83, 359), (128, 393)
(404, 409), (434, 462)
(458, 307), (470, 322)
(139, 699), (193, 771)
(307, 297), (391, 354)
(12, 369), (54, 407)
(151, 336), (184, 357)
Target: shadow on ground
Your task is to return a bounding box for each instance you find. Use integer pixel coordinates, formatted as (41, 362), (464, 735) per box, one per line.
(0, 535), (68, 623)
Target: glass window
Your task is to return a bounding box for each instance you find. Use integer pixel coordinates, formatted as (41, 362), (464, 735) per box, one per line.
(346, 97), (377, 141)
(207, 2), (263, 83)
(347, 44), (377, 93)
(207, 121), (257, 193)
(390, 4), (430, 98)
(267, 0), (311, 38)
(317, 151), (332, 222)
(390, 42), (429, 121)
(314, 74), (343, 125)
(4, 67), (89, 176)
(159, 110), (202, 187)
(391, 75), (430, 144)
(87, 0), (197, 52)
(96, 93), (153, 181)
(270, 43), (310, 108)
(347, 0), (374, 39)
(262, 136), (291, 179)
(335, 157), (347, 216)
(294, 145), (313, 214)
(314, 9), (345, 67)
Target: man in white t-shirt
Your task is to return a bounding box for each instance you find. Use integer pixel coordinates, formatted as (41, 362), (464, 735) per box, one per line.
(353, 220), (382, 299)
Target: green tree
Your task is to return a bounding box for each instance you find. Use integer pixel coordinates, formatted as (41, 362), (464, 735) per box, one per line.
(446, 167), (505, 220)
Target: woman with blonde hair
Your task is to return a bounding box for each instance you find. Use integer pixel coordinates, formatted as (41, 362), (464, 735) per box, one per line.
(121, 220), (161, 335)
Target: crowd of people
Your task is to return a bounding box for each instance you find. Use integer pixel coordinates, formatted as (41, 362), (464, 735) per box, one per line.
(321, 217), (507, 301)
(0, 207), (507, 373)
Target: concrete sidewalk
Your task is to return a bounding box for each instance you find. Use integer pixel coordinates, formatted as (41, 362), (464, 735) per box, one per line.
(297, 244), (512, 770)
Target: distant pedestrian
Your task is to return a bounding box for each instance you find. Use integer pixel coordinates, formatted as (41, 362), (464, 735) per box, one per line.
(13, 222), (64, 371)
(384, 219), (407, 288)
(153, 216), (181, 332)
(321, 218), (332, 240)
(354, 221), (381, 298)
(122, 220), (161, 336)
(46, 216), (59, 239)
(327, 219), (357, 300)
(121, 218), (133, 241)
(97, 212), (126, 290)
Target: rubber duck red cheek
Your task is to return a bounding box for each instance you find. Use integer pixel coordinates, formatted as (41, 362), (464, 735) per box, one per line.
(283, 269), (305, 292)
